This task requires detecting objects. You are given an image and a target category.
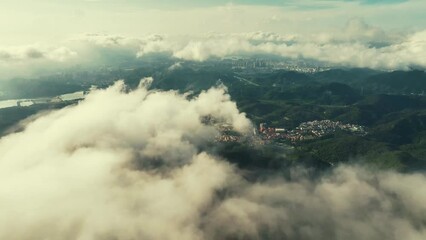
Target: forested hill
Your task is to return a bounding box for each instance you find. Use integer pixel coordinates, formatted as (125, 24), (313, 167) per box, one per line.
(1, 65), (426, 171)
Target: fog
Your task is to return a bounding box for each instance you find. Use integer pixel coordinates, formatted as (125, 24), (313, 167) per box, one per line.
(0, 79), (426, 240)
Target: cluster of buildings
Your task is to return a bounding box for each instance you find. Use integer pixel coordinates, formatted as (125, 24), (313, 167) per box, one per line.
(257, 120), (367, 143)
(214, 123), (241, 143)
(215, 135), (240, 142)
(212, 119), (367, 144)
(227, 58), (329, 73)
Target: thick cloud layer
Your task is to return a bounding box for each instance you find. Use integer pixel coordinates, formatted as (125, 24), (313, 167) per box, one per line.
(205, 167), (426, 240)
(1, 80), (426, 240)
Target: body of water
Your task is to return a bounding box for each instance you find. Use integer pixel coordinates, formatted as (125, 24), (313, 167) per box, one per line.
(0, 91), (86, 110)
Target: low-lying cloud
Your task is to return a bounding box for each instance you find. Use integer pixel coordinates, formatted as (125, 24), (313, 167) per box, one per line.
(0, 19), (425, 79)
(136, 20), (424, 70)
(0, 34), (140, 79)
(0, 45), (76, 62)
(0, 79), (426, 240)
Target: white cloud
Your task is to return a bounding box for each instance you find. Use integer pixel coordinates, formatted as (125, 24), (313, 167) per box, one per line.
(205, 166), (426, 240)
(0, 35), (140, 79)
(0, 80), (426, 239)
(343, 18), (388, 42)
(133, 27), (426, 70)
(0, 45), (76, 62)
(0, 19), (425, 80)
(168, 62), (183, 71)
(172, 38), (252, 61)
(75, 31), (409, 71)
(0, 79), (250, 239)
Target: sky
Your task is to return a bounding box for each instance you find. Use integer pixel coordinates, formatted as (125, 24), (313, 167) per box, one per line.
(1, 0), (426, 45)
